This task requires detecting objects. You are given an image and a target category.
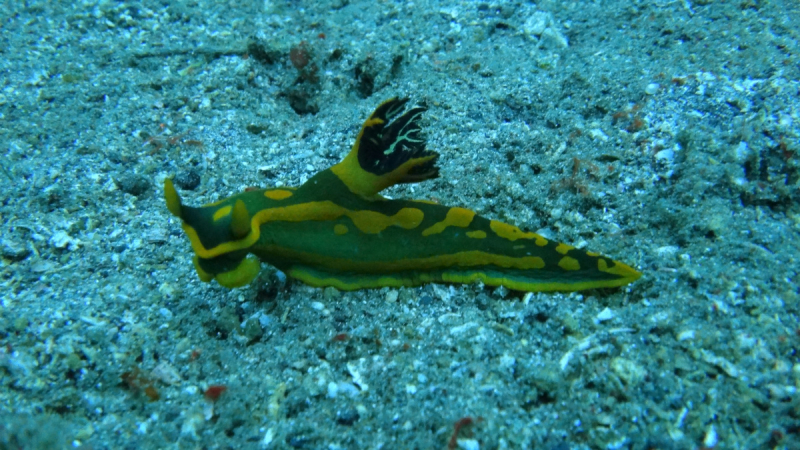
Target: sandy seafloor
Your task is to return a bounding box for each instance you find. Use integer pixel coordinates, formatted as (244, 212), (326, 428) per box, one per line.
(1, 0), (800, 449)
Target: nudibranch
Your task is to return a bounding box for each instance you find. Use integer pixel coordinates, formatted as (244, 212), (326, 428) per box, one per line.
(164, 98), (641, 291)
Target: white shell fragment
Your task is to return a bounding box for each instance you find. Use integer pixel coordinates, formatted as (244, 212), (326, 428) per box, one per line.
(701, 350), (740, 378)
(594, 307), (615, 323)
(522, 10), (569, 48)
(49, 230), (79, 250)
(523, 12), (551, 36)
(151, 361), (182, 385)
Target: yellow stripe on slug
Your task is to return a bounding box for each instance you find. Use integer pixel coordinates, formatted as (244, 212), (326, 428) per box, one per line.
(422, 207), (475, 236)
(231, 200), (251, 238)
(181, 201), (427, 259)
(558, 256), (581, 271)
(265, 189), (294, 200)
(334, 224), (349, 235)
(489, 220), (548, 246)
(555, 243), (574, 255)
(466, 230), (487, 239)
(213, 206), (232, 222)
(348, 208), (424, 234)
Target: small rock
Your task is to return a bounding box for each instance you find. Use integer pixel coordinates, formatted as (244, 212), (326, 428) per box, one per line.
(732, 141), (751, 163)
(493, 285), (508, 299)
(703, 425), (718, 448)
(106, 150), (126, 164)
(499, 353), (516, 369)
(450, 322), (479, 336)
(246, 124), (269, 135)
(337, 382), (360, 398)
(523, 11), (551, 36)
(174, 170), (201, 190)
(215, 307), (240, 334)
(159, 307), (174, 320)
(143, 228), (168, 244)
(243, 317), (263, 341)
(75, 424), (95, 440)
(645, 83), (660, 95)
(1, 239), (31, 261)
(30, 260), (56, 273)
(310, 301), (325, 311)
(66, 353), (84, 370)
(180, 411), (205, 440)
(13, 317), (29, 332)
(655, 148), (675, 162)
(438, 313), (462, 325)
(594, 307), (615, 323)
(540, 27), (569, 49)
(327, 381), (338, 398)
(766, 383), (796, 399)
(457, 438), (480, 450)
(151, 361), (182, 385)
(588, 128), (609, 141)
(323, 286), (340, 299)
(610, 357), (646, 386)
(261, 428), (275, 446)
(49, 230), (78, 250)
(385, 290), (399, 303)
(655, 246), (679, 257)
(335, 408), (360, 426)
(115, 174), (150, 196)
(676, 330), (695, 341)
(700, 349), (739, 378)
(474, 294), (490, 311)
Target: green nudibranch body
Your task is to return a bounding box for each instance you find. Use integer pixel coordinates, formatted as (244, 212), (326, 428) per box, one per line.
(164, 98), (641, 291)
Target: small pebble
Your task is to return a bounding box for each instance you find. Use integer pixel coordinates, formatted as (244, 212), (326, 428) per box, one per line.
(610, 357), (646, 386)
(450, 322), (479, 336)
(174, 169), (201, 190)
(287, 435), (309, 448)
(335, 408), (360, 426)
(523, 11), (550, 36)
(595, 307), (615, 323)
(115, 174), (150, 196)
(310, 301), (325, 311)
(703, 425), (718, 448)
(457, 439), (480, 450)
(676, 330), (695, 341)
(540, 27), (569, 49)
(1, 239), (31, 261)
(655, 148), (675, 161)
(338, 382), (360, 398)
(151, 361), (182, 385)
(385, 290), (399, 303)
(327, 381), (338, 398)
(49, 231), (75, 250)
(243, 318), (263, 341)
(13, 317), (29, 332)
